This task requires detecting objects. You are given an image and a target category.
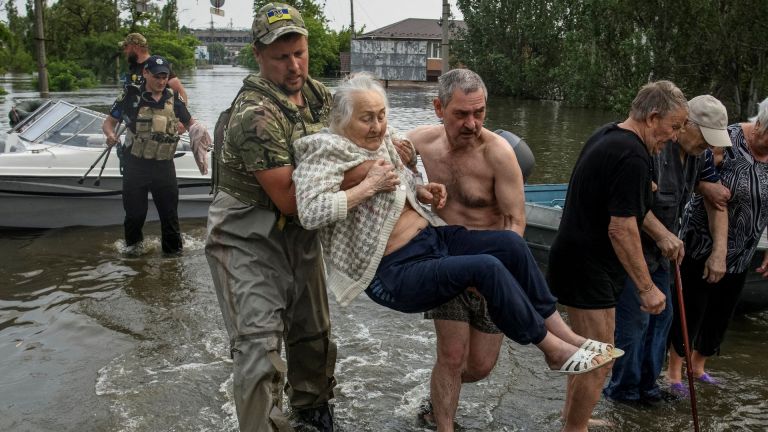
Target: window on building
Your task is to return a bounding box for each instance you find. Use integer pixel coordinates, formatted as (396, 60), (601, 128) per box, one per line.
(428, 41), (441, 59)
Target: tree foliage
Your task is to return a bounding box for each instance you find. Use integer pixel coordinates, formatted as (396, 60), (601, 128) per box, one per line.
(158, 0), (179, 33)
(39, 60), (98, 91)
(0, 0), (35, 73)
(454, 0), (768, 119)
(207, 42), (229, 64)
(238, 45), (258, 69)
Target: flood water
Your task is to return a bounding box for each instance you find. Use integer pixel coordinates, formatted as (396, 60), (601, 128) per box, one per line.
(2, 67), (768, 431)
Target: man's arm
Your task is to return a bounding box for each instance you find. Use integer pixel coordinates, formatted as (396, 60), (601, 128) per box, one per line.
(168, 78), (188, 104)
(487, 137), (525, 235)
(608, 215), (666, 314)
(254, 166), (298, 216)
(642, 211), (684, 264)
(341, 160), (376, 190)
(102, 116), (120, 147)
(702, 198), (728, 283)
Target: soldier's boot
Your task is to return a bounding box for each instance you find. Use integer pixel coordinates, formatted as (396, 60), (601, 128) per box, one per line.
(290, 404), (334, 432)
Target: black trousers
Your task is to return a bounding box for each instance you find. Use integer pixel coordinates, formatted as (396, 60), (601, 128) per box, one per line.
(669, 255), (747, 358)
(122, 153), (182, 253)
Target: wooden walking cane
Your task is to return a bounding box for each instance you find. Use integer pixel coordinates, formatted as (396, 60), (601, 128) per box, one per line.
(674, 263), (701, 432)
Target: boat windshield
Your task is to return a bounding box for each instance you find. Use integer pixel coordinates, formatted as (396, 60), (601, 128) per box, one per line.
(13, 100), (191, 151)
(18, 101), (108, 148)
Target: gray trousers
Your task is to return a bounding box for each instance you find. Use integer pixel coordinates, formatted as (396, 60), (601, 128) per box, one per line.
(205, 191), (337, 432)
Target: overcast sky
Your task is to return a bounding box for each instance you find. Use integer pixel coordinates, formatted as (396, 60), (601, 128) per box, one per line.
(182, 0), (463, 31)
(1, 0), (463, 33)
(0, 0), (462, 31)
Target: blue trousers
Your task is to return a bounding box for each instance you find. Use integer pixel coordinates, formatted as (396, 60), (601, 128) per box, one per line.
(604, 266), (672, 401)
(365, 225), (557, 345)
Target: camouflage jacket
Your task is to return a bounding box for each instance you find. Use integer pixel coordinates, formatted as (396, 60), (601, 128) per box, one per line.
(216, 73), (332, 207)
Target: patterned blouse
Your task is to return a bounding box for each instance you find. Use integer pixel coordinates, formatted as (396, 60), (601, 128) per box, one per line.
(680, 124), (768, 273)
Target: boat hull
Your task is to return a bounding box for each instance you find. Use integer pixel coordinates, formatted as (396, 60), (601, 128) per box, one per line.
(0, 175), (211, 229)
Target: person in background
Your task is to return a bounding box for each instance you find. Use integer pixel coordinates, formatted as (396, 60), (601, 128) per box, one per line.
(406, 68), (525, 431)
(119, 32), (189, 103)
(204, 3), (336, 431)
(604, 95), (732, 404)
(667, 100), (768, 392)
(548, 81), (682, 432)
(102, 55), (196, 254)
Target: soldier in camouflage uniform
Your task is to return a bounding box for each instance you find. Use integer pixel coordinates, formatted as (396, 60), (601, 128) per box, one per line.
(204, 4), (336, 431)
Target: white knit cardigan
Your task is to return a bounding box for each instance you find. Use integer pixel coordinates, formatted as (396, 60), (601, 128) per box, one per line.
(292, 127), (443, 306)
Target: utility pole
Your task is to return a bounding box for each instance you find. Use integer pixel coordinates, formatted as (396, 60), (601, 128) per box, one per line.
(440, 0), (450, 74)
(34, 0), (49, 97)
(115, 0), (120, 82)
(350, 0), (355, 37)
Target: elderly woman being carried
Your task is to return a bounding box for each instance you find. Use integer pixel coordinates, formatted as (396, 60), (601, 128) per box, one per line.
(292, 73), (619, 375)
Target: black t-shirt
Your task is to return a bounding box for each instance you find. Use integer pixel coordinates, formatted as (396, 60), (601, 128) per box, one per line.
(552, 123), (654, 274)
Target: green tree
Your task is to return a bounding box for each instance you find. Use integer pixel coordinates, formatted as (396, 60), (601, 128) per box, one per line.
(208, 42), (228, 64)
(237, 44), (258, 69)
(141, 24), (198, 71)
(47, 0), (119, 57)
(40, 60), (98, 91)
(0, 22), (10, 74)
(158, 0), (179, 33)
(1, 0), (35, 72)
(454, 0), (768, 117)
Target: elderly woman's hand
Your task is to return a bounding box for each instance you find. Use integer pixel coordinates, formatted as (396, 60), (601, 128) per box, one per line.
(417, 182), (447, 209)
(363, 159), (400, 194)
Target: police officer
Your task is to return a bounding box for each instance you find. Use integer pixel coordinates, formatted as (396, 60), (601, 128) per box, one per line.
(119, 32), (188, 103)
(102, 55), (196, 254)
(205, 3), (336, 431)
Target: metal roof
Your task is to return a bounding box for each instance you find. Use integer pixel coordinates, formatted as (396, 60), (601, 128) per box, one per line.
(359, 18), (466, 40)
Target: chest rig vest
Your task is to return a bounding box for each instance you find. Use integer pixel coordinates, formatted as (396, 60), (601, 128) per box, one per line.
(213, 77), (331, 209)
(126, 90), (181, 160)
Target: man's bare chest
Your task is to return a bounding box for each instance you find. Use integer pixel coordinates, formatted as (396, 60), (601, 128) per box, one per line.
(423, 154), (495, 209)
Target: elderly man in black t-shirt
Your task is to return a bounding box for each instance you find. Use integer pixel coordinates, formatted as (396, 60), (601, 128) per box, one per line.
(548, 81), (686, 432)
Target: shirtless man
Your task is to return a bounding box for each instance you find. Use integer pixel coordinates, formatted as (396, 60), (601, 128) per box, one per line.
(407, 68), (526, 432)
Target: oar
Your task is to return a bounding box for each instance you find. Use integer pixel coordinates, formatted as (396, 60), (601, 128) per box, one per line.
(674, 263), (701, 432)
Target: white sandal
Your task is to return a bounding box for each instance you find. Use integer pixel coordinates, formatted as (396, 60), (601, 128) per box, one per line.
(580, 338), (625, 359)
(554, 348), (611, 375)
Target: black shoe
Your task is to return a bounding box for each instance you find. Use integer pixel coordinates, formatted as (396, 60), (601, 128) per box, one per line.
(291, 404), (334, 432)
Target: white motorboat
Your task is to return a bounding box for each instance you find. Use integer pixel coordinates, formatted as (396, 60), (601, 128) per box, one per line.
(0, 100), (212, 229)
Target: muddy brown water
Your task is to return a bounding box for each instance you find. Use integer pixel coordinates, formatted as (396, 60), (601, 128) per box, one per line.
(1, 67), (767, 431)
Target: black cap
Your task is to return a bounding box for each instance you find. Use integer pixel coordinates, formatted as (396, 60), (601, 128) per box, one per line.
(144, 55), (171, 75)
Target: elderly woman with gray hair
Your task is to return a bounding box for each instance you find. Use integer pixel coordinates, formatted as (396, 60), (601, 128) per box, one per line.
(292, 73), (620, 376)
(668, 100), (768, 391)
